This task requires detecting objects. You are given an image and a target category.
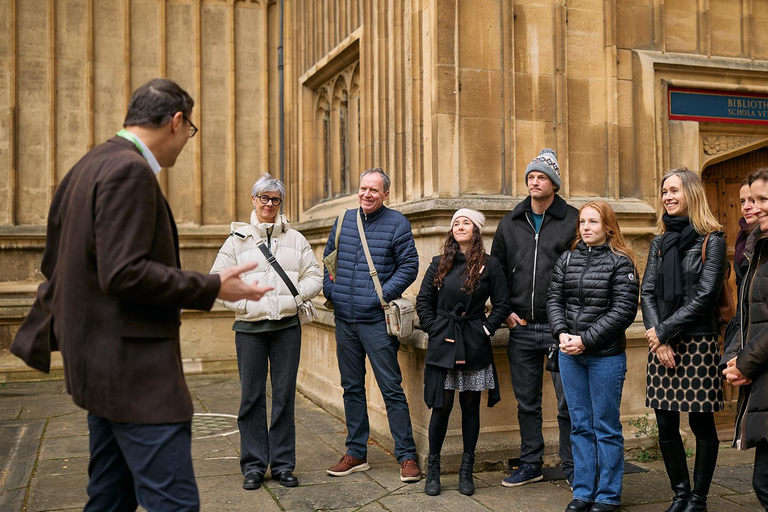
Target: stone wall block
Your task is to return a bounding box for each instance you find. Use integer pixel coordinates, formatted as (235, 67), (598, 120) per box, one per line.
(567, 77), (591, 124)
(564, 7), (604, 79)
(663, 4), (698, 53)
(435, 0), (456, 66)
(458, 0), (501, 72)
(616, 4), (654, 50)
(513, 4), (556, 76)
(130, 0), (161, 89)
(459, 117), (502, 194)
(458, 69), (502, 118)
(514, 72), (556, 122)
(435, 64), (457, 115)
(93, 0), (127, 145)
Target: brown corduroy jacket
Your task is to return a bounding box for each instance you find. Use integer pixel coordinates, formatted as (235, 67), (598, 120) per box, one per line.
(12, 136), (220, 424)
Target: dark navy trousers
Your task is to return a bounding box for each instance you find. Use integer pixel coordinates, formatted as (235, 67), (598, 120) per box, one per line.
(84, 413), (199, 512)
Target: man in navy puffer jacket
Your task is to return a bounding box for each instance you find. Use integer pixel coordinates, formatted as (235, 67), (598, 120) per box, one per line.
(323, 168), (421, 482)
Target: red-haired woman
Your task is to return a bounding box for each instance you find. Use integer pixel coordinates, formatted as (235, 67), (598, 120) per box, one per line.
(416, 209), (509, 497)
(547, 202), (639, 512)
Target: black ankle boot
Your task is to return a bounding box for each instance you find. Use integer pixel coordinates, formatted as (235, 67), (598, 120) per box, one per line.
(424, 453), (441, 496)
(681, 440), (719, 512)
(659, 439), (691, 512)
(459, 452), (475, 496)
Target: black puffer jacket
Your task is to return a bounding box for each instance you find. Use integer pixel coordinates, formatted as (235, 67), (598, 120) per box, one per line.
(416, 253), (510, 370)
(547, 242), (639, 356)
(730, 227), (768, 448)
(491, 195), (578, 322)
(641, 232), (728, 343)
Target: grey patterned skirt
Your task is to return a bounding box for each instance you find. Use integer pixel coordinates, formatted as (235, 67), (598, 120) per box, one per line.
(646, 335), (723, 413)
(444, 364), (496, 392)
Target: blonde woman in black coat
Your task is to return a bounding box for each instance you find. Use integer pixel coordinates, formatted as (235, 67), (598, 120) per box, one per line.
(416, 209), (509, 497)
(641, 168), (728, 512)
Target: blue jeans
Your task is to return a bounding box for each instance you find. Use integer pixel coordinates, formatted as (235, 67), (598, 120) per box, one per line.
(85, 414), (198, 512)
(235, 326), (301, 477)
(507, 322), (573, 469)
(335, 318), (416, 463)
(559, 351), (627, 506)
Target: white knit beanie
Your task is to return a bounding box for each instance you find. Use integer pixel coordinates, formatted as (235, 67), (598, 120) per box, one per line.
(451, 208), (485, 230)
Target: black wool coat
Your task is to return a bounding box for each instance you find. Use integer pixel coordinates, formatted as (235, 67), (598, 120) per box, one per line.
(547, 242), (639, 356)
(730, 228), (768, 448)
(416, 253), (510, 370)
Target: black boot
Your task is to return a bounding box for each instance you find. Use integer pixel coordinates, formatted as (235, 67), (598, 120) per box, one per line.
(458, 452), (475, 496)
(424, 453), (441, 496)
(681, 440), (719, 512)
(659, 439), (691, 512)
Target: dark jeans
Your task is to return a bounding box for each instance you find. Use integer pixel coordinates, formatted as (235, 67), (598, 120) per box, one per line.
(85, 413), (198, 512)
(335, 318), (416, 463)
(235, 326), (301, 477)
(754, 441), (768, 510)
(507, 321), (573, 469)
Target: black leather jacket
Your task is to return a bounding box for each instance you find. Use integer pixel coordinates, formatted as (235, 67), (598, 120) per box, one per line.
(547, 242), (639, 356)
(641, 232), (728, 343)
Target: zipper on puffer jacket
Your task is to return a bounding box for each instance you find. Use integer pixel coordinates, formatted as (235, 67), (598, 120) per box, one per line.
(574, 246), (591, 333)
(526, 212), (544, 321)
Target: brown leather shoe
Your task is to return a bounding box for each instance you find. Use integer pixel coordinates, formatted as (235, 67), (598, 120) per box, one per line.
(400, 459), (421, 482)
(326, 454), (370, 476)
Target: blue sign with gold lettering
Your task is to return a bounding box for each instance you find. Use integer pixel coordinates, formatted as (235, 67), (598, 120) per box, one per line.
(668, 87), (768, 126)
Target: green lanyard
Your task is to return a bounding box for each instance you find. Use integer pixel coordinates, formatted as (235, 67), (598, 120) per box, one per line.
(116, 129), (147, 161)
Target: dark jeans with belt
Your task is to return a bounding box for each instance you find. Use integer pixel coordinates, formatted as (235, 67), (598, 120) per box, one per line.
(85, 413), (198, 512)
(235, 325), (301, 477)
(507, 321), (573, 470)
(335, 318), (417, 463)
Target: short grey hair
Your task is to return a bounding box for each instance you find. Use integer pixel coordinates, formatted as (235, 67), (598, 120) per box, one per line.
(360, 167), (390, 192)
(251, 173), (286, 198)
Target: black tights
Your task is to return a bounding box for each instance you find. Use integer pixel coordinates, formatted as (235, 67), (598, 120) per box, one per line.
(428, 390), (482, 456)
(654, 408), (719, 443)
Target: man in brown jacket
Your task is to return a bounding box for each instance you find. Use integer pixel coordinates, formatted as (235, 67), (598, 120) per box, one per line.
(12, 78), (271, 511)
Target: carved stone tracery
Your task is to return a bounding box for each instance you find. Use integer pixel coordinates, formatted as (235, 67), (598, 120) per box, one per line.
(703, 135), (763, 156)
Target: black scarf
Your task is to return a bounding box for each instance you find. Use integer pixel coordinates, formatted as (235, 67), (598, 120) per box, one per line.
(656, 214), (697, 312)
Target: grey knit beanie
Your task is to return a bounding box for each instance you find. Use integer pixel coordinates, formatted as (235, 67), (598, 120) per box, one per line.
(525, 148), (561, 191)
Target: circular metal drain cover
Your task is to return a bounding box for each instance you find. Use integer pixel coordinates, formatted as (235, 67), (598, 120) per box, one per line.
(191, 413), (238, 439)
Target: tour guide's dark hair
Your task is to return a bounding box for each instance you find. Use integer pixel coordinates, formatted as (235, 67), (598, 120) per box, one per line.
(123, 78), (194, 128)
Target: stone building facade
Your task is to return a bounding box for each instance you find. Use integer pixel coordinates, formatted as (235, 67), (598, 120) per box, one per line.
(2, 0), (768, 464)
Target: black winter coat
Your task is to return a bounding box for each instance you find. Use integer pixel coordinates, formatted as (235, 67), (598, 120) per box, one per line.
(547, 242), (639, 356)
(416, 253), (510, 370)
(641, 232), (728, 343)
(491, 195), (578, 322)
(728, 227), (768, 448)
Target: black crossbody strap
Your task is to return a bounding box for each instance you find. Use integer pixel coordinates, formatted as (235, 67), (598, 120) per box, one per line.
(257, 241), (302, 305)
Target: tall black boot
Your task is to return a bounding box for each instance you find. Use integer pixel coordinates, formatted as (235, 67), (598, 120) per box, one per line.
(681, 440), (719, 512)
(659, 439), (691, 512)
(458, 452), (475, 496)
(424, 453), (441, 496)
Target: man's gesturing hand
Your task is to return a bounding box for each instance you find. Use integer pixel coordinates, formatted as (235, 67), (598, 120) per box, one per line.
(217, 262), (274, 302)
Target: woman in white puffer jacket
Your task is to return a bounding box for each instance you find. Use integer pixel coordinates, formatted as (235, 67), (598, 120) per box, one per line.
(210, 173), (322, 490)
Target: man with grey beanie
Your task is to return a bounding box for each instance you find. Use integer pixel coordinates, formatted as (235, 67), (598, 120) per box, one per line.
(491, 148), (578, 489)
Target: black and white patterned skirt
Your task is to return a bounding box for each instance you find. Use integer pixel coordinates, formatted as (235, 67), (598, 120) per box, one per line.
(646, 335), (723, 413)
(444, 364), (496, 392)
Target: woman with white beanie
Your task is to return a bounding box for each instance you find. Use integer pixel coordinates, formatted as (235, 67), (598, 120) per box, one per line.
(416, 208), (510, 497)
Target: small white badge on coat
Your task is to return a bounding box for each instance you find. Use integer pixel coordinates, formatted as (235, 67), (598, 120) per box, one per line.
(628, 273), (635, 281)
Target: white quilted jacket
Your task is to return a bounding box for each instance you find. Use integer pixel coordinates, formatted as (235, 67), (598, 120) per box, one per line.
(210, 211), (322, 322)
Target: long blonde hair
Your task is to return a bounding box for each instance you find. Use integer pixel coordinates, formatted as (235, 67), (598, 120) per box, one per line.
(656, 167), (721, 235)
(571, 201), (637, 269)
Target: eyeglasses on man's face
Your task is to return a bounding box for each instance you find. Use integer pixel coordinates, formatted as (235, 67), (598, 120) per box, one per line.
(183, 115), (198, 138)
(256, 195), (282, 206)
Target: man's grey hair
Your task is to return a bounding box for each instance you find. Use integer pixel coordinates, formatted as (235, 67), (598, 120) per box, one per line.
(360, 167), (390, 192)
(251, 173), (286, 199)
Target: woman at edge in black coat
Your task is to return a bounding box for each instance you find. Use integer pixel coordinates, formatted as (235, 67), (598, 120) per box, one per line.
(416, 208), (510, 498)
(547, 202), (639, 512)
(641, 168), (728, 512)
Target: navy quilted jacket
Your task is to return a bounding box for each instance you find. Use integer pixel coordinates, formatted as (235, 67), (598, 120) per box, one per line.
(323, 206), (419, 323)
